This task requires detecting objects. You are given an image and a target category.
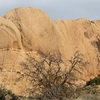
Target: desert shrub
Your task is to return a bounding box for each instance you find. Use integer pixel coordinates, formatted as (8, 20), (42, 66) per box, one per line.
(75, 85), (100, 100)
(86, 74), (100, 86)
(0, 86), (19, 100)
(18, 51), (88, 100)
(0, 87), (7, 100)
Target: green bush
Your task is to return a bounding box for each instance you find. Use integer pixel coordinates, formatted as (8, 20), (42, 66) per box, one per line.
(86, 74), (100, 86)
(0, 87), (19, 100)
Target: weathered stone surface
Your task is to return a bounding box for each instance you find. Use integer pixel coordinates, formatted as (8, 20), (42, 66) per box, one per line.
(0, 7), (100, 95)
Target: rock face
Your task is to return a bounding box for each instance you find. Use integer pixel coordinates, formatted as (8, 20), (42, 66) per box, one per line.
(0, 7), (100, 95)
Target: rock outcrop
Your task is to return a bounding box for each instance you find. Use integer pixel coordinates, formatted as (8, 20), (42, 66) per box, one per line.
(0, 7), (100, 95)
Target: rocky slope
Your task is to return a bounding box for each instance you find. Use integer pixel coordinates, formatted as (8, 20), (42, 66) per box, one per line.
(0, 7), (100, 95)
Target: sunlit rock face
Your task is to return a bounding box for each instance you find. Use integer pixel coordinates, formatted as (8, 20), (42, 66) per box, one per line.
(0, 7), (100, 95)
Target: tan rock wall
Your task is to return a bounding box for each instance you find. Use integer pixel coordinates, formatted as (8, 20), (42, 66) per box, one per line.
(0, 7), (100, 95)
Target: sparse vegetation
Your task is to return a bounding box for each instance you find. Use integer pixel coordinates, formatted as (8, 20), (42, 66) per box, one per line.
(75, 85), (100, 100)
(0, 86), (19, 100)
(17, 51), (88, 100)
(0, 51), (100, 100)
(86, 74), (100, 86)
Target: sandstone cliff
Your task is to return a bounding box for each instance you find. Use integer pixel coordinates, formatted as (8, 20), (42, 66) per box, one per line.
(0, 7), (100, 95)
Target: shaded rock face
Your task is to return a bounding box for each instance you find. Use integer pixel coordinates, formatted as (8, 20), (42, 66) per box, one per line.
(0, 7), (100, 95)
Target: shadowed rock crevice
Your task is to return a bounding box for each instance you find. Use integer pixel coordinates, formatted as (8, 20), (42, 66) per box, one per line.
(96, 38), (100, 52)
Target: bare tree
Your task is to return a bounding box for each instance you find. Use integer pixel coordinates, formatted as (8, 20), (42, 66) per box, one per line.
(18, 51), (88, 99)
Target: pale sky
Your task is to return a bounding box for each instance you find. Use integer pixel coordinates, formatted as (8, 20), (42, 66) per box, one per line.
(0, 0), (100, 20)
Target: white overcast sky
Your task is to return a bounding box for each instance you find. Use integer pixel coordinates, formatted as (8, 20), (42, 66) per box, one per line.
(0, 0), (100, 20)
